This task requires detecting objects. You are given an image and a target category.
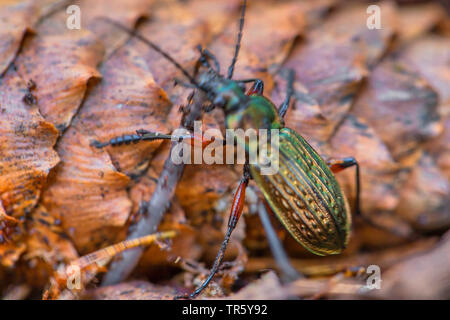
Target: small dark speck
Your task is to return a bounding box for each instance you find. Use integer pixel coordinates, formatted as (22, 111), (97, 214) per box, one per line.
(351, 35), (361, 43)
(23, 93), (37, 105)
(56, 123), (66, 132)
(350, 115), (369, 131)
(42, 236), (50, 246)
(38, 218), (51, 227)
(339, 94), (354, 107)
(120, 290), (134, 295)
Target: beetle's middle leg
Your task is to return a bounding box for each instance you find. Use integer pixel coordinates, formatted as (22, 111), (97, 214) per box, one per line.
(90, 130), (174, 149)
(90, 129), (223, 149)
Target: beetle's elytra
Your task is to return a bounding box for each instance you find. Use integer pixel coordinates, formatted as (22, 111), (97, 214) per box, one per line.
(251, 127), (351, 256)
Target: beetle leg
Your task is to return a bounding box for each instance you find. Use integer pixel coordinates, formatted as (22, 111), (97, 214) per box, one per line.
(234, 78), (265, 95)
(326, 157), (361, 215)
(326, 157), (415, 238)
(90, 130), (175, 149)
(182, 132), (226, 149)
(196, 45), (221, 74)
(174, 78), (198, 89)
(246, 79), (264, 95)
(203, 103), (216, 113)
(258, 200), (302, 282)
(278, 69), (295, 119)
(91, 129), (226, 149)
(186, 166), (250, 299)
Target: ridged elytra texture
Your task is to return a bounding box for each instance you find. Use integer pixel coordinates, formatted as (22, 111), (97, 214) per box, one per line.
(250, 127), (351, 255)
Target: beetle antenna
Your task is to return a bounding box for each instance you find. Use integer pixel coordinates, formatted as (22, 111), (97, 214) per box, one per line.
(98, 17), (204, 91)
(227, 0), (247, 79)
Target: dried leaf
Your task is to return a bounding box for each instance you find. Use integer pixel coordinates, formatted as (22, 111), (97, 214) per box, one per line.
(396, 3), (446, 43)
(41, 14), (175, 253)
(331, 115), (401, 215)
(16, 30), (104, 131)
(21, 205), (78, 286)
(0, 1), (39, 75)
(371, 230), (450, 299)
(351, 59), (441, 163)
(86, 280), (176, 300)
(401, 35), (450, 115)
(395, 152), (450, 231)
(0, 69), (59, 219)
(41, 128), (130, 253)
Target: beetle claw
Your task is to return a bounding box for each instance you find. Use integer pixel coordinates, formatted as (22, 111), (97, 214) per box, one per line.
(90, 140), (107, 149)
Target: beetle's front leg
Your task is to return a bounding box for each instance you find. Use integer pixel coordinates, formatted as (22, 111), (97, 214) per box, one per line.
(90, 130), (174, 149)
(91, 129), (224, 149)
(235, 78), (264, 95)
(195, 45), (221, 74)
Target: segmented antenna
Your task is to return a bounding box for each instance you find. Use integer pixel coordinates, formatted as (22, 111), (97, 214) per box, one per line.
(98, 17), (203, 91)
(227, 0), (247, 79)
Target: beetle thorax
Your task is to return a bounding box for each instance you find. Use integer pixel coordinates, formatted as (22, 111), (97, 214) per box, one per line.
(197, 71), (249, 113)
(226, 95), (282, 132)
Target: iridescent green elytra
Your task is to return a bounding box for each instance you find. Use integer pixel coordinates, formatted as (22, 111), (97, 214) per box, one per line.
(250, 128), (351, 255)
(224, 90), (352, 256)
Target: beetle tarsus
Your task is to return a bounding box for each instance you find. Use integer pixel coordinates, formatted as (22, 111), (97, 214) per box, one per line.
(90, 140), (108, 149)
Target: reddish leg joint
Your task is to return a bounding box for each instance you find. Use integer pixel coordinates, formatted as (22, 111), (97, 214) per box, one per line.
(327, 157), (357, 174)
(228, 176), (249, 230)
(246, 79), (264, 96)
(184, 173), (249, 299)
(183, 132), (219, 149)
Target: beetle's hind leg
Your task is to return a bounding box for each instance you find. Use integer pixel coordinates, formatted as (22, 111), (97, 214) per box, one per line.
(327, 157), (361, 215)
(258, 200), (302, 282)
(326, 157), (416, 239)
